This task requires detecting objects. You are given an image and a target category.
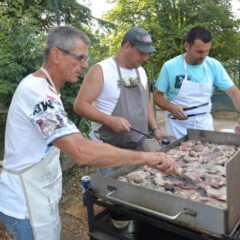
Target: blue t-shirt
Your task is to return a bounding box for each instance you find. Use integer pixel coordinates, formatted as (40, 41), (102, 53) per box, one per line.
(155, 55), (234, 100)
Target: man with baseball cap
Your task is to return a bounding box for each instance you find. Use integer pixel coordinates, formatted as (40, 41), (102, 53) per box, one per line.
(74, 26), (170, 175)
(122, 26), (156, 53)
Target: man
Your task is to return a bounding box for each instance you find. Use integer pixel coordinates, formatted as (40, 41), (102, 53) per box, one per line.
(74, 26), (169, 175)
(153, 26), (240, 139)
(0, 26), (175, 240)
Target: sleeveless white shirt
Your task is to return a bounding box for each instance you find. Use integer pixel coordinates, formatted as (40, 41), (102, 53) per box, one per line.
(91, 57), (148, 138)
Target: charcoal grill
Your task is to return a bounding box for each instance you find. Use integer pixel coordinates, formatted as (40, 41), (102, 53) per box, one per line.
(89, 129), (240, 239)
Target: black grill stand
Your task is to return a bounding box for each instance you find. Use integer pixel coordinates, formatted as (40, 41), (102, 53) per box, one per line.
(85, 190), (240, 240)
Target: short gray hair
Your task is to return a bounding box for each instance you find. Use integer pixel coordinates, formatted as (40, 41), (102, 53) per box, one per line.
(44, 25), (91, 60)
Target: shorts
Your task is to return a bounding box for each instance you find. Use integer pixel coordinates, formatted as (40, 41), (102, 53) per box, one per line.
(0, 211), (33, 240)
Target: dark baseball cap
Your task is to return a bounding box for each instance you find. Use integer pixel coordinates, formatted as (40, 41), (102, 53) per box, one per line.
(122, 27), (156, 53)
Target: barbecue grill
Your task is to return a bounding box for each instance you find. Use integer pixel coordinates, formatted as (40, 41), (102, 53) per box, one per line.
(85, 190), (240, 240)
(87, 129), (240, 240)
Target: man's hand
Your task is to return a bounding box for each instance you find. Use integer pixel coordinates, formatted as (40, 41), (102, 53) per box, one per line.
(169, 104), (188, 120)
(145, 152), (176, 173)
(153, 128), (169, 140)
(153, 128), (176, 143)
(107, 116), (131, 133)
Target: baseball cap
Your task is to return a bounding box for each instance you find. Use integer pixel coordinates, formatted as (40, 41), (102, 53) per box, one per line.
(122, 27), (156, 53)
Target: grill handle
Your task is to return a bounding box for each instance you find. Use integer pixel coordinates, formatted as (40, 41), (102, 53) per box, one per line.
(106, 190), (197, 221)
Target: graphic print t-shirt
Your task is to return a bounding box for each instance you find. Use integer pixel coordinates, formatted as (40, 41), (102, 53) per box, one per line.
(4, 74), (79, 170)
(0, 74), (79, 219)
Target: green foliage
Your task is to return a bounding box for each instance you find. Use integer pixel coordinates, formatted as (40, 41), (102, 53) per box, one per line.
(0, 1), (48, 106)
(1, 0), (239, 140)
(77, 118), (91, 138)
(0, 0), (114, 137)
(104, 0), (240, 80)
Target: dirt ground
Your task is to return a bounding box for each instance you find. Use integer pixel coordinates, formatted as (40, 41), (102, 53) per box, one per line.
(60, 166), (97, 240)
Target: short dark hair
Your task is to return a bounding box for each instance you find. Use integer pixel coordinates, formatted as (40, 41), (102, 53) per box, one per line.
(185, 26), (212, 45)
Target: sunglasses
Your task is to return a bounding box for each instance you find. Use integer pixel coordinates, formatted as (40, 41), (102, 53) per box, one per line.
(56, 47), (90, 63)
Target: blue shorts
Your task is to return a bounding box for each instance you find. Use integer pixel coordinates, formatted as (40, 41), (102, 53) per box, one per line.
(0, 211), (33, 240)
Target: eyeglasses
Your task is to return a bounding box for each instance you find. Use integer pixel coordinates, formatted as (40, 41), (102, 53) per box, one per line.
(56, 47), (90, 63)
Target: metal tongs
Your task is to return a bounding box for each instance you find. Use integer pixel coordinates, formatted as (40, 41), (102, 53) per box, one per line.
(130, 127), (176, 143)
(171, 168), (198, 187)
(130, 127), (151, 138)
(169, 103), (209, 119)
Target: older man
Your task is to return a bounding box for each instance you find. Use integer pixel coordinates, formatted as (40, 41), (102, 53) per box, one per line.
(0, 26), (175, 240)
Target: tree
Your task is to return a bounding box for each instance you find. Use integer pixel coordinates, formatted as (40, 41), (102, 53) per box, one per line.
(0, 0), (113, 109)
(104, 0), (240, 80)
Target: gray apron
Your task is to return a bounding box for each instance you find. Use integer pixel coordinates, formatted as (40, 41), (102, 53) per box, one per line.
(97, 58), (148, 150)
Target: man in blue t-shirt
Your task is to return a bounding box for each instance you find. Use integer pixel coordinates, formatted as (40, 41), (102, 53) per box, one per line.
(154, 26), (240, 139)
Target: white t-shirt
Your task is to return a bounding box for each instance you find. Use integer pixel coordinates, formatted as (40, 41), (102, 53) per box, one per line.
(91, 57), (148, 138)
(0, 74), (79, 219)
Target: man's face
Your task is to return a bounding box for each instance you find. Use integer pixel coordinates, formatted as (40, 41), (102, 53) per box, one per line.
(58, 40), (89, 84)
(184, 39), (211, 65)
(125, 43), (149, 69)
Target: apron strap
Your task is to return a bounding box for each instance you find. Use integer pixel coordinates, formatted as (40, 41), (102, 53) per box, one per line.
(183, 54), (211, 83)
(40, 67), (60, 97)
(113, 57), (139, 86)
(4, 166), (32, 175)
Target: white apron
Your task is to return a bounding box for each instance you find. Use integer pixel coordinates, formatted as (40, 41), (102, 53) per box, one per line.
(6, 147), (62, 240)
(6, 66), (62, 240)
(166, 55), (213, 139)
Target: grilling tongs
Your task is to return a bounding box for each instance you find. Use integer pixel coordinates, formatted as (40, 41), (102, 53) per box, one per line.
(130, 127), (177, 142)
(172, 168), (198, 187)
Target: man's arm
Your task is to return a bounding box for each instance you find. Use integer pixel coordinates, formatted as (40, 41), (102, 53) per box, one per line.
(73, 64), (109, 124)
(226, 85), (240, 135)
(73, 64), (131, 133)
(225, 85), (240, 112)
(153, 89), (188, 120)
(53, 133), (176, 173)
(73, 64), (130, 132)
